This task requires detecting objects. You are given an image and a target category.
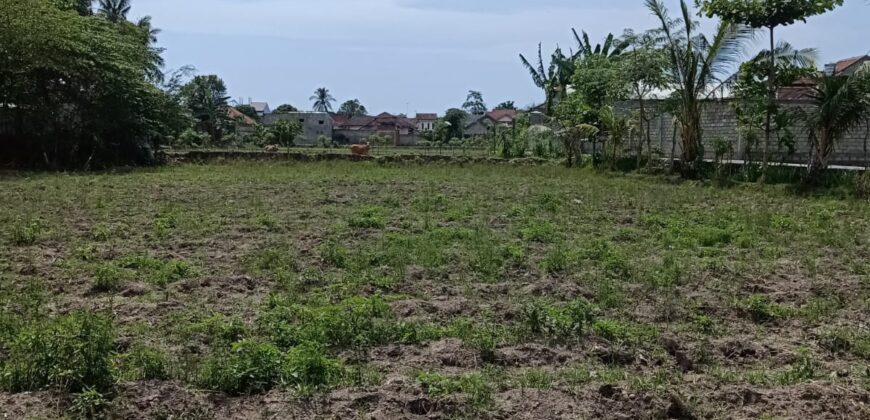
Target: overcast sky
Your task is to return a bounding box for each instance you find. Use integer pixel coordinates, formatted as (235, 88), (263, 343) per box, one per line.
(131, 0), (869, 115)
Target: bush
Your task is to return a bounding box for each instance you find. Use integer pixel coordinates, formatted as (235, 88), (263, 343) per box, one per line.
(92, 264), (126, 293)
(198, 339), (285, 395)
(522, 299), (597, 340)
(284, 343), (342, 392)
(69, 387), (110, 420)
(176, 129), (208, 148)
(1, 312), (115, 393)
(348, 206), (387, 229)
(856, 170), (870, 199)
(258, 296), (404, 349)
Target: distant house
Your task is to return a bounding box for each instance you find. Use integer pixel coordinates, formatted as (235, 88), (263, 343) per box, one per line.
(824, 55), (870, 76)
(227, 107), (257, 126)
(333, 112), (418, 145)
(463, 110), (518, 137)
(415, 113), (438, 131)
(250, 102), (271, 117)
(262, 112), (332, 145)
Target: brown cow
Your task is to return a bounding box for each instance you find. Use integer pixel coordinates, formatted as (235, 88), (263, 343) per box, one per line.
(351, 142), (370, 156)
(264, 144), (280, 153)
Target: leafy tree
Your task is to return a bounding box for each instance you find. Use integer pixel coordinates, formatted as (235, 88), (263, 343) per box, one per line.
(234, 105), (259, 121)
(698, 0), (845, 180)
(338, 99), (368, 118)
(98, 0), (130, 23)
(1, 0), (181, 169)
(442, 108), (467, 140)
(730, 42), (817, 163)
(72, 0), (92, 15)
(799, 72), (870, 180)
(621, 30), (669, 170)
(273, 104), (298, 114)
(647, 0), (755, 175)
(494, 101), (517, 110)
(462, 91), (487, 115)
(310, 87), (336, 112)
(180, 75), (231, 145)
(270, 119), (303, 147)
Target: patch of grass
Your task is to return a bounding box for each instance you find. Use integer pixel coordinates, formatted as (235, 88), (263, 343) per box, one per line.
(92, 263), (126, 293)
(153, 210), (179, 240)
(259, 295), (431, 349)
(415, 371), (493, 410)
(119, 255), (198, 286)
(198, 339), (285, 395)
(820, 328), (870, 360)
(522, 299), (597, 341)
(738, 294), (794, 322)
(591, 319), (659, 347)
(116, 345), (170, 381)
(248, 246), (299, 274)
(583, 240), (632, 279)
(198, 339), (343, 395)
(0, 312), (115, 393)
(319, 240), (348, 268)
(69, 387), (110, 420)
(10, 218), (42, 246)
(348, 206), (386, 229)
(519, 219), (558, 243)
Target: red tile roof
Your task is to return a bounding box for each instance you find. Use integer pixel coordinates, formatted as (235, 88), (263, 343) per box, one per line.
(486, 109), (517, 122)
(834, 55), (868, 75)
(227, 108), (256, 126)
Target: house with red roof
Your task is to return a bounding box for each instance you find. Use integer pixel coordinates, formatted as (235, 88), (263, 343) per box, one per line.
(824, 55), (870, 77)
(332, 112), (418, 145)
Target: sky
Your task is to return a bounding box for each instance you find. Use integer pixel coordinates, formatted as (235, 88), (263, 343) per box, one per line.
(130, 0), (870, 115)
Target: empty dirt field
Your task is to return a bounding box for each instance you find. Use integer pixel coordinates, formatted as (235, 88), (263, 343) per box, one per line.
(0, 161), (868, 419)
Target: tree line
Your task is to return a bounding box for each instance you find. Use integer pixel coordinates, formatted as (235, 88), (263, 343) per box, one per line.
(521, 0), (869, 182)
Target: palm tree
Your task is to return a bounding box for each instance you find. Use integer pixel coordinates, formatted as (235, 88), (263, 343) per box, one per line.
(571, 29), (630, 59)
(519, 44), (571, 116)
(137, 16), (165, 84)
(98, 0), (131, 23)
(802, 72), (870, 179)
(310, 87), (336, 113)
(646, 0), (755, 174)
(720, 41), (817, 90)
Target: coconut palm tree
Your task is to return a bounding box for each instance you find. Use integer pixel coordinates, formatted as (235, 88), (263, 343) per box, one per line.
(310, 87), (336, 113)
(720, 41), (817, 90)
(646, 0), (755, 174)
(98, 0), (131, 23)
(136, 16), (165, 83)
(801, 72), (870, 179)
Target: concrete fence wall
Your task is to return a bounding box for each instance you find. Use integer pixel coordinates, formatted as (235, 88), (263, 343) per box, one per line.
(616, 99), (870, 166)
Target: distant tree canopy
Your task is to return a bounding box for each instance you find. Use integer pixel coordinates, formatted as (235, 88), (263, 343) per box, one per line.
(442, 108), (467, 140)
(494, 101), (517, 110)
(180, 75), (231, 144)
(0, 0), (184, 169)
(462, 91), (487, 115)
(273, 104), (298, 114)
(338, 99), (368, 118)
